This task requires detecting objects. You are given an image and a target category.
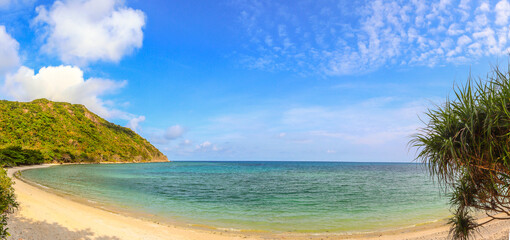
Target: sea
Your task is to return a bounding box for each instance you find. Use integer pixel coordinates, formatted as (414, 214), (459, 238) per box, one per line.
(21, 161), (450, 233)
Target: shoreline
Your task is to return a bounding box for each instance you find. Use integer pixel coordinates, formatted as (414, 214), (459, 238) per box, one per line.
(6, 164), (510, 239)
(14, 165), (447, 235)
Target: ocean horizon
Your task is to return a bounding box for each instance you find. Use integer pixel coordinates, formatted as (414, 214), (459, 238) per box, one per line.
(21, 161), (450, 233)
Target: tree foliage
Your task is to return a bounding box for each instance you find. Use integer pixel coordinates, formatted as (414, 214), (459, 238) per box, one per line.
(0, 99), (167, 163)
(0, 168), (16, 239)
(0, 146), (44, 167)
(411, 65), (510, 239)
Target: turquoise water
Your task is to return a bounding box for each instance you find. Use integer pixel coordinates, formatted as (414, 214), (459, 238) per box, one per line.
(21, 162), (450, 233)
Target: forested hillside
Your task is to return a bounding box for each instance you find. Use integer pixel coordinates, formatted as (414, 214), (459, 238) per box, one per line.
(0, 99), (167, 164)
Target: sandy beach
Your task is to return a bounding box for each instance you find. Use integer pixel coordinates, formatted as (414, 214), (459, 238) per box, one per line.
(6, 165), (510, 240)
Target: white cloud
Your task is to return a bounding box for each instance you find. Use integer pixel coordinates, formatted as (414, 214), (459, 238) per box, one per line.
(280, 99), (426, 146)
(199, 141), (211, 148)
(0, 25), (144, 129)
(195, 141), (221, 152)
(34, 0), (146, 65)
(458, 35), (472, 45)
(236, 0), (510, 75)
(2, 65), (130, 119)
(0, 26), (20, 75)
(473, 27), (498, 54)
(447, 23), (464, 35)
(459, 0), (471, 10)
(126, 115), (145, 132)
(478, 2), (490, 12)
(189, 96), (433, 161)
(496, 0), (510, 25)
(164, 125), (185, 140)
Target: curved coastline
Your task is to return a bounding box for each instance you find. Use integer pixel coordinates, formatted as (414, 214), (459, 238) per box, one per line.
(6, 164), (510, 240)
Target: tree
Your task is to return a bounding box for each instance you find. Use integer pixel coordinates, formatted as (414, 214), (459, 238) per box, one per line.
(0, 168), (17, 239)
(411, 64), (510, 240)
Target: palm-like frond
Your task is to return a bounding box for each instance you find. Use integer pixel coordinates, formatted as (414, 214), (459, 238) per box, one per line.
(448, 209), (477, 240)
(410, 64), (510, 239)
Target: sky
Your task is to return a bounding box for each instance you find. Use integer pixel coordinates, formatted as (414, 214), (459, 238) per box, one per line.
(0, 0), (508, 162)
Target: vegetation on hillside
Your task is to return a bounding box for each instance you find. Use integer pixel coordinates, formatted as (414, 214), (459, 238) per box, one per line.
(0, 98), (170, 238)
(0, 147), (44, 167)
(411, 65), (510, 239)
(0, 99), (167, 163)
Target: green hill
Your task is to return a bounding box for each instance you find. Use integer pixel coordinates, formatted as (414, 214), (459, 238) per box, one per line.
(0, 99), (168, 164)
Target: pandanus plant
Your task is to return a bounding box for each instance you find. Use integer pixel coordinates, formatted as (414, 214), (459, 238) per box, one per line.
(411, 64), (510, 240)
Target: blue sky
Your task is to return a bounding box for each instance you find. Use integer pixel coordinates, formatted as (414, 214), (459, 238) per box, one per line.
(0, 0), (508, 161)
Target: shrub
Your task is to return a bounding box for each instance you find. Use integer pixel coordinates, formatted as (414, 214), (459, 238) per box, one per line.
(0, 168), (17, 239)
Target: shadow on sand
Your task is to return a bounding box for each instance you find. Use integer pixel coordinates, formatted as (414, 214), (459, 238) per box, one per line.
(7, 215), (121, 240)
